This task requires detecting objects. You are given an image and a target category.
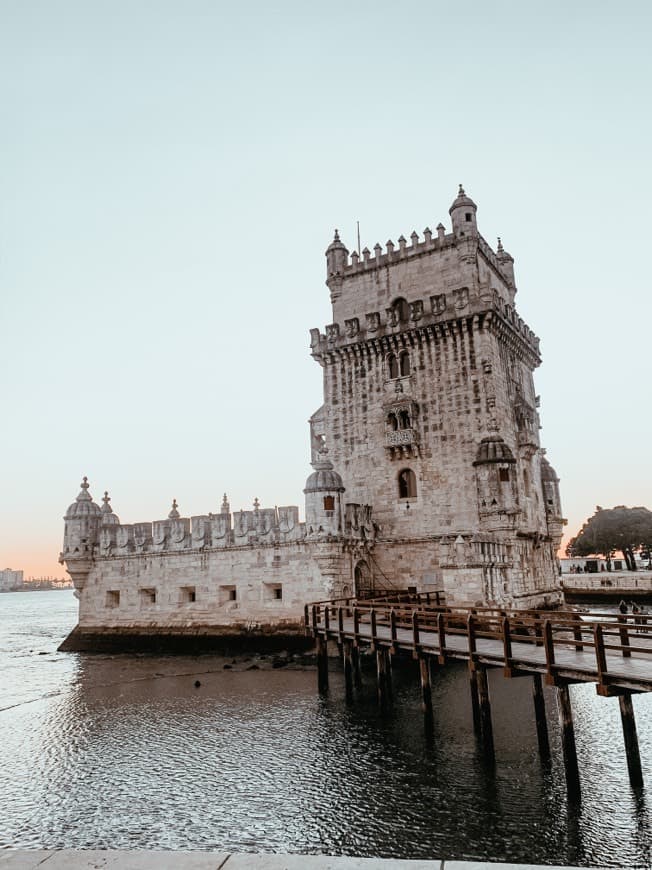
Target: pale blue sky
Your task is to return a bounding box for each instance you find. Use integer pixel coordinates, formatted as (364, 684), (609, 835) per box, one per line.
(1, 1), (651, 576)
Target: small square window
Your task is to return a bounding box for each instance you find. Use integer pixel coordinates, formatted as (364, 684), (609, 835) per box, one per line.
(499, 468), (510, 482)
(465, 213), (472, 222)
(180, 586), (196, 604)
(106, 590), (120, 608)
(219, 585), (237, 604)
(140, 588), (156, 606)
(264, 583), (283, 602)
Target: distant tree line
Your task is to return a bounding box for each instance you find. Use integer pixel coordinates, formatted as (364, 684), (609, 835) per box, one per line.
(566, 506), (652, 571)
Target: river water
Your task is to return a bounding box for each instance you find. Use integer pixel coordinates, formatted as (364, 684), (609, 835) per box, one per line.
(0, 591), (650, 866)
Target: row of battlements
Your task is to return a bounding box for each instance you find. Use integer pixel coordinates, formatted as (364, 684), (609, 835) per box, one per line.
(326, 224), (514, 288)
(310, 288), (539, 357)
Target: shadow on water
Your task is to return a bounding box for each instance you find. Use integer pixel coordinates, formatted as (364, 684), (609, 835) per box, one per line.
(1, 592), (651, 865)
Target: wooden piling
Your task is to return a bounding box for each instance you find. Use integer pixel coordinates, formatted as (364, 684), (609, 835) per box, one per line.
(376, 647), (389, 708)
(476, 665), (495, 760)
(419, 654), (434, 729)
(531, 672), (551, 762)
(468, 664), (482, 735)
(343, 639), (354, 703)
(618, 693), (643, 789)
(351, 644), (362, 689)
(556, 684), (581, 798)
(316, 634), (329, 694)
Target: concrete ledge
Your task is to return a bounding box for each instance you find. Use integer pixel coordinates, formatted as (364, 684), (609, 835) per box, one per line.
(0, 851), (615, 870)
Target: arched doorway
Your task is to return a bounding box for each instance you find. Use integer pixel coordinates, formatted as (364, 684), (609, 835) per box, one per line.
(354, 560), (373, 599)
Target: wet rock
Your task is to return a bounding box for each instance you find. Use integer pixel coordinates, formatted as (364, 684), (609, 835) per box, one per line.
(246, 664), (259, 670)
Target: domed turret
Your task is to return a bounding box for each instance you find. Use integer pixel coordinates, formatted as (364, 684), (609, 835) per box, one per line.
(540, 455), (562, 519)
(449, 184), (478, 239)
(472, 438), (519, 527)
(473, 436), (516, 465)
(496, 237), (516, 297)
(65, 476), (102, 520)
(325, 229), (349, 284)
(100, 491), (120, 526)
(304, 457), (345, 538)
(61, 477), (102, 588)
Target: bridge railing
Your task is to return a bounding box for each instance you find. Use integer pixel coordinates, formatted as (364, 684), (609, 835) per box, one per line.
(305, 597), (652, 692)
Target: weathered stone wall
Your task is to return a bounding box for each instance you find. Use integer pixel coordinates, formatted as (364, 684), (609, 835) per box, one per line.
(77, 540), (351, 631)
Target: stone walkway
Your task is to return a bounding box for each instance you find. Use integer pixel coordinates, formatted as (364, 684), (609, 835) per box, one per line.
(0, 851), (618, 869)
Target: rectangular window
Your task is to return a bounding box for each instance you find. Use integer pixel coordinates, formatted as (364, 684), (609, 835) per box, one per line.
(499, 468), (510, 482)
(180, 586), (196, 604)
(264, 583), (283, 602)
(106, 590), (120, 608)
(140, 588), (156, 606)
(219, 585), (237, 604)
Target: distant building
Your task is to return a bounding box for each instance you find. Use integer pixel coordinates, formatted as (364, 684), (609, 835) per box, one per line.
(0, 569), (23, 592)
(60, 187), (565, 651)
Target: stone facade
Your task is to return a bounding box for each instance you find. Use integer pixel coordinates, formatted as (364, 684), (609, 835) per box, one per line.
(60, 187), (565, 649)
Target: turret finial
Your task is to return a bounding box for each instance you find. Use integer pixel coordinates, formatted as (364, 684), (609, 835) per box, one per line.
(334, 228), (340, 241)
(81, 476), (89, 491)
(253, 497), (260, 511)
(221, 493), (230, 514)
(168, 499), (180, 519)
(497, 237), (504, 253)
(458, 183), (465, 196)
(102, 491), (111, 506)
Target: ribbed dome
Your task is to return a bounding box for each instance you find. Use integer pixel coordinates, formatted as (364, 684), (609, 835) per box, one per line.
(540, 456), (559, 482)
(449, 184), (477, 214)
(65, 477), (102, 519)
(304, 459), (345, 493)
(473, 437), (516, 465)
(325, 228), (348, 255)
(100, 491), (120, 525)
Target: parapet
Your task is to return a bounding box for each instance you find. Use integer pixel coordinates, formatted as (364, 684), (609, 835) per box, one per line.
(310, 284), (540, 361)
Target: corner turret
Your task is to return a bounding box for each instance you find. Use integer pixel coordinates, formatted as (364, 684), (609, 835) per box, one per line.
(60, 477), (102, 591)
(304, 456), (345, 538)
(496, 237), (516, 300)
(325, 229), (349, 292)
(449, 184), (478, 239)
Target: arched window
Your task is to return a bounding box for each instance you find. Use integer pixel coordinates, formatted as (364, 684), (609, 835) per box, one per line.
(392, 297), (410, 323)
(398, 410), (411, 429)
(398, 468), (417, 499)
(387, 412), (398, 431)
(387, 354), (399, 379)
(323, 495), (335, 512)
(399, 351), (410, 376)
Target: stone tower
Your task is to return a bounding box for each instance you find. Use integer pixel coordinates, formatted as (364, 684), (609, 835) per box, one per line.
(309, 187), (565, 607)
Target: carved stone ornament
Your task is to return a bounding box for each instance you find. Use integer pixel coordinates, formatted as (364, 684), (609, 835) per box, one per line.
(326, 323), (340, 342)
(431, 294), (446, 315)
(453, 287), (469, 310)
(366, 312), (381, 332)
(385, 307), (399, 328)
(345, 317), (360, 338)
(409, 300), (423, 321)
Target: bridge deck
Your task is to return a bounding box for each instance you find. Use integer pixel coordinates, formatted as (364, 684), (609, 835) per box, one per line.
(307, 598), (652, 694)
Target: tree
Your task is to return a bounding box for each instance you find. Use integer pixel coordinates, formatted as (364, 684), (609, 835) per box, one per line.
(566, 505), (652, 571)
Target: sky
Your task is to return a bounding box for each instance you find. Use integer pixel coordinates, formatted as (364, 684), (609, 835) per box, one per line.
(1, 1), (651, 578)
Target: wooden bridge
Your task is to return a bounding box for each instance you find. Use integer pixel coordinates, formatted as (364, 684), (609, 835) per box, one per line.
(305, 593), (652, 796)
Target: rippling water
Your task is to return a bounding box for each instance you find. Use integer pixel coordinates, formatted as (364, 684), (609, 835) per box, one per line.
(0, 591), (650, 866)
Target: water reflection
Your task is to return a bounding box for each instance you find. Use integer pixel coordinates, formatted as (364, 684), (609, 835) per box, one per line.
(0, 592), (650, 865)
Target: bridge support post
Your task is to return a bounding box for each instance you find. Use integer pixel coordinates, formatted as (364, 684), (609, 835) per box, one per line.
(316, 635), (329, 695)
(419, 654), (434, 730)
(476, 666), (495, 760)
(351, 645), (362, 689)
(468, 665), (482, 735)
(343, 640), (354, 703)
(376, 648), (390, 709)
(556, 684), (581, 798)
(618, 693), (643, 789)
(532, 673), (551, 762)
